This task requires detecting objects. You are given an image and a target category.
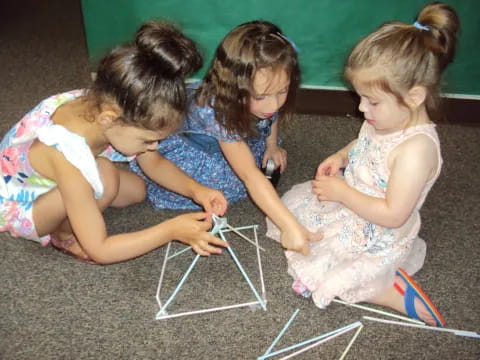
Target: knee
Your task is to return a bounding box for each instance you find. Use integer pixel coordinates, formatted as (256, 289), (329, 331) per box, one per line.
(96, 158), (120, 204)
(129, 174), (147, 204)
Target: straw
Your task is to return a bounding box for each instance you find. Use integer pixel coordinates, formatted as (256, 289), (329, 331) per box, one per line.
(278, 324), (361, 360)
(338, 323), (364, 360)
(258, 321), (362, 360)
(224, 223), (265, 251)
(253, 226), (266, 299)
(156, 301), (262, 320)
(156, 254), (200, 317)
(363, 316), (480, 338)
(332, 298), (424, 325)
(219, 231), (267, 311)
(263, 309), (300, 356)
(156, 242), (172, 309)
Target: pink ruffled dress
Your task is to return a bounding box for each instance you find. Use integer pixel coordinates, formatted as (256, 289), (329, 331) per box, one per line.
(266, 121), (442, 308)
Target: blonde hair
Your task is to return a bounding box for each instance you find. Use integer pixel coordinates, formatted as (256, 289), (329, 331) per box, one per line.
(345, 2), (459, 121)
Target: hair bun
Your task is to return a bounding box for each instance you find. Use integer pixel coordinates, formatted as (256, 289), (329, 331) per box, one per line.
(135, 21), (202, 78)
(416, 2), (459, 69)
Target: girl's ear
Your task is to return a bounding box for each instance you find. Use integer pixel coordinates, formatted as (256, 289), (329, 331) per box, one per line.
(97, 111), (119, 127)
(97, 104), (122, 127)
(406, 85), (427, 109)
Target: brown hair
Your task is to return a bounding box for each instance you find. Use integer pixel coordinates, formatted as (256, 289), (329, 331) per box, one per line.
(87, 21), (202, 131)
(197, 20), (300, 137)
(345, 2), (459, 121)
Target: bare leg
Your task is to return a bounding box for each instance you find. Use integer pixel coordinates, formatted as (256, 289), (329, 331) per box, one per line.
(32, 158), (145, 261)
(110, 166), (146, 208)
(367, 275), (436, 326)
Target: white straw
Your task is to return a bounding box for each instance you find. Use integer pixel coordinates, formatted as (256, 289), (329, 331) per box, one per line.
(156, 242), (172, 309)
(156, 301), (263, 320)
(254, 226), (267, 299)
(224, 223), (265, 251)
(338, 324), (364, 360)
(155, 216), (267, 320)
(277, 323), (362, 360)
(363, 316), (480, 337)
(219, 231), (267, 311)
(258, 321), (361, 360)
(333, 298), (425, 325)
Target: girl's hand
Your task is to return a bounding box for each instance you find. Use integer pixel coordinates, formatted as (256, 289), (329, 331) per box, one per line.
(280, 225), (323, 256)
(262, 145), (287, 173)
(193, 185), (228, 216)
(312, 175), (347, 202)
(316, 152), (345, 178)
(167, 212), (228, 256)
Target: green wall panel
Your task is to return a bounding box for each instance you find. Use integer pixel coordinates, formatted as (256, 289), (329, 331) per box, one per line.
(81, 0), (480, 96)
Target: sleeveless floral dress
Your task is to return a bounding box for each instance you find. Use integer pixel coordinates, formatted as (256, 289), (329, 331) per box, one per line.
(0, 90), (131, 244)
(266, 121), (442, 308)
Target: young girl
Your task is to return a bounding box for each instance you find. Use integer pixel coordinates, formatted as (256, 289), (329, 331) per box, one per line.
(267, 2), (459, 327)
(0, 21), (229, 264)
(131, 20), (321, 255)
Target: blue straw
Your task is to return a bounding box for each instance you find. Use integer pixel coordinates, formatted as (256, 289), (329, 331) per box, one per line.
(257, 321), (361, 360)
(263, 309), (300, 356)
(219, 231), (267, 311)
(156, 254), (200, 318)
(168, 245), (192, 260)
(157, 215), (265, 318)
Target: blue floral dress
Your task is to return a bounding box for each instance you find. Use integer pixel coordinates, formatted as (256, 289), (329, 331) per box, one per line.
(130, 82), (277, 210)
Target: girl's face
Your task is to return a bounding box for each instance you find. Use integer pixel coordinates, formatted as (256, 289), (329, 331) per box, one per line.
(105, 123), (171, 156)
(249, 67), (290, 119)
(351, 70), (411, 134)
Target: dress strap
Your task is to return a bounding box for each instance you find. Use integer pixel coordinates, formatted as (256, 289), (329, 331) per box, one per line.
(36, 124), (104, 199)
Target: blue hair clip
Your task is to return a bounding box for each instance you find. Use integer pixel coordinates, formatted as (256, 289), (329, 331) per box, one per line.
(413, 21), (430, 31)
(277, 32), (300, 53)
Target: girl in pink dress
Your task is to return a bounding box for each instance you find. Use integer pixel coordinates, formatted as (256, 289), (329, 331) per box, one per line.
(267, 2), (459, 327)
(0, 22), (228, 264)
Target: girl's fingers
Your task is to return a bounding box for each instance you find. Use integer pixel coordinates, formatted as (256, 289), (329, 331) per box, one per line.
(308, 230), (323, 242)
(189, 211), (209, 221)
(300, 242), (310, 256)
(192, 245), (210, 257)
(206, 234), (229, 248)
(201, 243), (223, 255)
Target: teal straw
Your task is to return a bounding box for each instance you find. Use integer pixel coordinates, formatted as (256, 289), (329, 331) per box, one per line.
(263, 309), (300, 356)
(156, 254), (200, 318)
(257, 321), (361, 360)
(218, 231), (267, 311)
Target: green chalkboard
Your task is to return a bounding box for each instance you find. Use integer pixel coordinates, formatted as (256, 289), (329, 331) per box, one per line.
(81, 0), (480, 96)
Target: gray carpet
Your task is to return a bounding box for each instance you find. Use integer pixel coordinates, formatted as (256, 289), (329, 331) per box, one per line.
(1, 1), (479, 359)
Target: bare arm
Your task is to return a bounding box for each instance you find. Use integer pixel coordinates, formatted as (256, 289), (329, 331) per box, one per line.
(220, 140), (319, 255)
(53, 159), (226, 263)
(29, 144), (226, 264)
(263, 119), (287, 172)
(136, 150), (227, 215)
(316, 139), (356, 177)
(313, 135), (438, 228)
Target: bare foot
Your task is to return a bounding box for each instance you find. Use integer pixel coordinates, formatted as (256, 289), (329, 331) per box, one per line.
(393, 276), (437, 326)
(50, 231), (95, 263)
(368, 275), (439, 326)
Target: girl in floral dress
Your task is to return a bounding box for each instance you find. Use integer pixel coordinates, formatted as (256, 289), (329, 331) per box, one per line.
(0, 22), (228, 264)
(267, 2), (459, 327)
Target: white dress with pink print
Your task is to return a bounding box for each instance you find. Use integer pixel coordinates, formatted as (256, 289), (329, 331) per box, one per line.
(0, 90), (130, 245)
(266, 121), (442, 308)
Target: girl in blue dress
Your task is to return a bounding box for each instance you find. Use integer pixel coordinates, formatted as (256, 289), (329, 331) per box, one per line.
(131, 20), (321, 255)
